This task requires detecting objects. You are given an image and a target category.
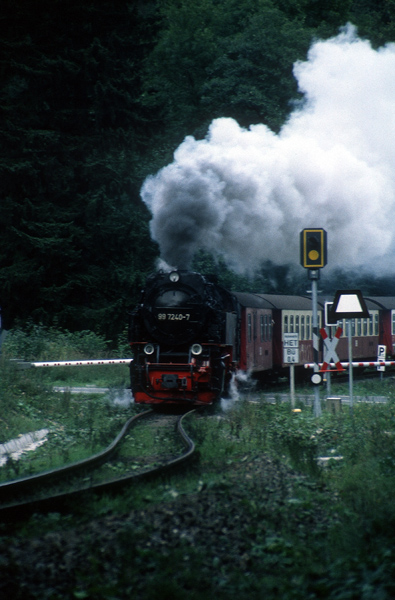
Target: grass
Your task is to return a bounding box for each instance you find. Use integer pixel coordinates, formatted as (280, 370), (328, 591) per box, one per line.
(2, 325), (395, 597)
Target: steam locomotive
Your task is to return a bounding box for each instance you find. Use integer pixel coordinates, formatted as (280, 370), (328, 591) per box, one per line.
(129, 270), (395, 406)
(128, 270), (238, 405)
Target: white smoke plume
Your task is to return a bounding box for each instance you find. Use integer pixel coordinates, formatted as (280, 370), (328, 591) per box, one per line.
(141, 25), (395, 274)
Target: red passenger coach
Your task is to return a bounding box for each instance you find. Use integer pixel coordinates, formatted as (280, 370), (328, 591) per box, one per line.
(230, 293), (326, 379)
(260, 294), (322, 371)
(364, 297), (395, 359)
(232, 293), (274, 374)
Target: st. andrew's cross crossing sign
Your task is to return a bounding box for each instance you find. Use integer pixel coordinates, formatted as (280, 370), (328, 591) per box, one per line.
(320, 327), (344, 372)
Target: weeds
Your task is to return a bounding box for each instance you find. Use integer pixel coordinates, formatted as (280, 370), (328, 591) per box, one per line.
(0, 325), (134, 483)
(3, 325), (395, 598)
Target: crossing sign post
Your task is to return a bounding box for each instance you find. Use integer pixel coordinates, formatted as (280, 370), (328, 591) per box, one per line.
(330, 290), (370, 411)
(283, 333), (299, 408)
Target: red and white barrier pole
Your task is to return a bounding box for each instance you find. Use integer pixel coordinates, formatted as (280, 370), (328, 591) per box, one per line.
(304, 361), (395, 369)
(27, 358), (133, 368)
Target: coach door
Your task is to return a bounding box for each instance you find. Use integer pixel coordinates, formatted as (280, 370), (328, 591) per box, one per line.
(246, 310), (257, 369)
(253, 311), (258, 367)
(243, 307), (273, 372)
(247, 309), (267, 370)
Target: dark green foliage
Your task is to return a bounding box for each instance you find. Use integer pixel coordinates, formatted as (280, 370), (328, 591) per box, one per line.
(0, 1), (158, 336)
(350, 0), (395, 44)
(1, 0), (394, 339)
(141, 0), (315, 134)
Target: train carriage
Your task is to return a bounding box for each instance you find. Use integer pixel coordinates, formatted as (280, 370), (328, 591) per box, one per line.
(364, 297), (395, 359)
(231, 293), (273, 374)
(259, 294), (324, 371)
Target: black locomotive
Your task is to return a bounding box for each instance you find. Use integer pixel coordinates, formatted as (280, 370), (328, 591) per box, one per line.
(128, 270), (238, 405)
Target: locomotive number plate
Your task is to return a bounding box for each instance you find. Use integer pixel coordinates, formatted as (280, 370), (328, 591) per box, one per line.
(157, 313), (191, 321)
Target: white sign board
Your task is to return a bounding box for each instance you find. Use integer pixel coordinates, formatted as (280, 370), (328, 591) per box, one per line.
(283, 333), (299, 363)
(325, 302), (339, 327)
(377, 344), (386, 372)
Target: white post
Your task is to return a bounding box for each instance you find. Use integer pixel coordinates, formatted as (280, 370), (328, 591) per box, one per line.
(290, 364), (295, 408)
(347, 319), (353, 412)
(311, 271), (322, 417)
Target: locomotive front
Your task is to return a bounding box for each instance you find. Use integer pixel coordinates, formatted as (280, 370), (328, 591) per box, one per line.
(129, 270), (238, 406)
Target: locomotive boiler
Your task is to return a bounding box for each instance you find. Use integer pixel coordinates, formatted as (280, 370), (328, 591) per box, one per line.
(128, 270), (239, 405)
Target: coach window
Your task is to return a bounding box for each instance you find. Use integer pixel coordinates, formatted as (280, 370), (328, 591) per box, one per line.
(306, 315), (310, 339)
(269, 317), (272, 341)
(260, 315), (264, 342)
(301, 315), (305, 340)
(375, 313), (379, 336)
(392, 311), (395, 335)
(248, 314), (252, 342)
(363, 318), (368, 336)
(369, 314), (374, 336)
(264, 315), (268, 341)
(295, 315), (300, 337)
(284, 315), (288, 333)
(290, 315), (294, 333)
(357, 319), (362, 336)
(351, 319), (356, 336)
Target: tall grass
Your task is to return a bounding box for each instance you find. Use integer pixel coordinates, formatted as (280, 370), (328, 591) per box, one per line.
(2, 323), (111, 361)
(191, 395), (395, 596)
(1, 324), (130, 390)
(0, 325), (132, 444)
(3, 334), (395, 598)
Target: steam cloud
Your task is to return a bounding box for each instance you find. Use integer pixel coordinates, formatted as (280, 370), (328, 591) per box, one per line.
(141, 25), (395, 274)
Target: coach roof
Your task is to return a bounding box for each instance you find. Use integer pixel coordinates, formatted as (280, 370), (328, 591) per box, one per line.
(257, 294), (325, 310)
(232, 292), (274, 309)
(232, 293), (325, 311)
(364, 297), (395, 310)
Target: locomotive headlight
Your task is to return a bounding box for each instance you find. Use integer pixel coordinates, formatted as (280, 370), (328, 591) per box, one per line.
(191, 343), (203, 356)
(144, 343), (155, 355)
(169, 271), (180, 283)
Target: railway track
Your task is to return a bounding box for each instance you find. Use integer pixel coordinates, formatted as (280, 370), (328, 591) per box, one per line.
(0, 409), (196, 521)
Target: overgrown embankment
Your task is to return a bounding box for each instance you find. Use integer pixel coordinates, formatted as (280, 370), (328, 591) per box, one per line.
(1, 327), (395, 598)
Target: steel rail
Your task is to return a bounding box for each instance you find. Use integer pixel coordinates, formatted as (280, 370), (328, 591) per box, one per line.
(0, 410), (196, 520)
(0, 410), (152, 500)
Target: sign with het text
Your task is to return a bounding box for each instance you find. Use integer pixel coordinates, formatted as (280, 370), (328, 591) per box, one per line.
(283, 333), (299, 364)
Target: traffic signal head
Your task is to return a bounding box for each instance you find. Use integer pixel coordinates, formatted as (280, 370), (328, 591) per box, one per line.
(300, 228), (327, 268)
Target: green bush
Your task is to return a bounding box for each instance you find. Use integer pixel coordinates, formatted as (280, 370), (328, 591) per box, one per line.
(2, 323), (110, 361)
